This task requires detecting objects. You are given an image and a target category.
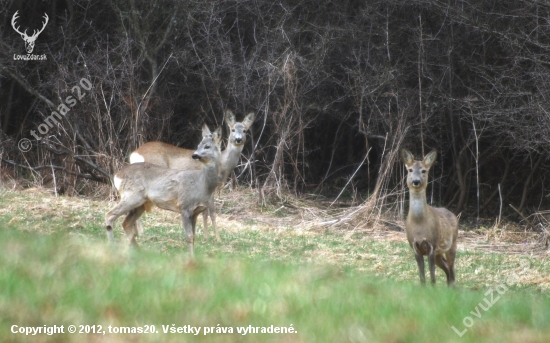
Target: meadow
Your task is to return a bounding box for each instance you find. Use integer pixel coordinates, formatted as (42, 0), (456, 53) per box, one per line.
(0, 187), (549, 343)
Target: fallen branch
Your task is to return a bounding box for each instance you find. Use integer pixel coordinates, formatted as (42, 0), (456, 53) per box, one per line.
(2, 158), (106, 182)
(38, 142), (112, 182)
(509, 204), (539, 232)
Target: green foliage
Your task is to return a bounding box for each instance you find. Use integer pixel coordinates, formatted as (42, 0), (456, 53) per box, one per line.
(0, 191), (549, 342)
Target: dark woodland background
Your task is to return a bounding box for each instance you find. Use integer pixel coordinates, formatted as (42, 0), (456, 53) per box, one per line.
(1, 0), (550, 225)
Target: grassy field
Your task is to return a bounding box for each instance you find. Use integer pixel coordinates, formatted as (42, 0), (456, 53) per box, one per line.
(0, 187), (549, 342)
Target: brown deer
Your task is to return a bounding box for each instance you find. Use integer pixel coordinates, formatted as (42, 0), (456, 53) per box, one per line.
(105, 124), (221, 257)
(129, 110), (255, 241)
(401, 149), (458, 286)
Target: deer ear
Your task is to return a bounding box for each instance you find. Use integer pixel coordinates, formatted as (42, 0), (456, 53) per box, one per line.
(401, 149), (414, 166)
(242, 112), (255, 129)
(424, 150), (438, 167)
(202, 123), (212, 137)
(212, 126), (222, 146)
(225, 110), (236, 127)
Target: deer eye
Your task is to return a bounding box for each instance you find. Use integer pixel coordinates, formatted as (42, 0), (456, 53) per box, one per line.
(421, 170), (426, 173)
(232, 129), (235, 132)
(408, 169), (413, 172)
(204, 145), (211, 149)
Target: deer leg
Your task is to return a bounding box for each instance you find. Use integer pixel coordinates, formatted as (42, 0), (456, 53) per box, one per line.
(435, 254), (451, 285)
(105, 205), (126, 242)
(181, 211), (195, 258)
(208, 196), (220, 242)
(122, 205), (145, 248)
(428, 248), (436, 285)
(191, 213), (198, 232)
(231, 172), (236, 190)
(202, 210), (209, 238)
(136, 218), (144, 236)
(105, 197), (144, 243)
(446, 247), (457, 285)
(414, 253), (426, 285)
(191, 212), (201, 255)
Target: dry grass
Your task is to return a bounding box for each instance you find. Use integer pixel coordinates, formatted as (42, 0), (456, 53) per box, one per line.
(2, 185), (548, 253)
(1, 185), (549, 293)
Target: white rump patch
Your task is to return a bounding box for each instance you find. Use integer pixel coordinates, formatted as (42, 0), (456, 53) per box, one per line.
(129, 152), (144, 164)
(113, 176), (122, 190)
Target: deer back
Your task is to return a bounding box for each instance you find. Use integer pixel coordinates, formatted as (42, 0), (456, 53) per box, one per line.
(130, 142), (198, 169)
(129, 126), (222, 170)
(119, 126), (221, 213)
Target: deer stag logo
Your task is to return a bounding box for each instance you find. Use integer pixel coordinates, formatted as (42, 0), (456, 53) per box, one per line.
(11, 11), (49, 54)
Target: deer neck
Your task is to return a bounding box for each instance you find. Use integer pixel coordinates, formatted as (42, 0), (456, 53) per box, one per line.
(408, 188), (429, 220)
(219, 142), (243, 182)
(200, 160), (220, 194)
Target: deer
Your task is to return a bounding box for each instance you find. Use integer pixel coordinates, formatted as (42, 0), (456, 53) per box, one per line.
(105, 124), (221, 257)
(129, 110), (255, 241)
(401, 149), (458, 286)
(11, 11), (49, 54)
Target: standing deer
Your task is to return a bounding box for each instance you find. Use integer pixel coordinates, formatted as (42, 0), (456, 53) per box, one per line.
(401, 149), (458, 286)
(105, 124), (220, 257)
(129, 110), (255, 241)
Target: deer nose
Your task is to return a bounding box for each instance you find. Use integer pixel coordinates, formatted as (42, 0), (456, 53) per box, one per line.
(192, 153), (200, 160)
(412, 180), (420, 187)
(235, 137), (243, 144)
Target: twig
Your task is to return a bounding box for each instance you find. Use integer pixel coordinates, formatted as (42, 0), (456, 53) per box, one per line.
(138, 52), (173, 110)
(51, 163), (58, 197)
(498, 183), (502, 226)
(330, 148), (371, 207)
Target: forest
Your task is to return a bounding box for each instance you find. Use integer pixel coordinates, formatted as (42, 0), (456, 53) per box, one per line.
(2, 0), (550, 230)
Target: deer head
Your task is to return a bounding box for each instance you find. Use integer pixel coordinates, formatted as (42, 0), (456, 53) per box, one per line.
(11, 11), (49, 54)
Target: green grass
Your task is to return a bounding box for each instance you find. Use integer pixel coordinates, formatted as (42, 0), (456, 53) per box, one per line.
(0, 189), (549, 342)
